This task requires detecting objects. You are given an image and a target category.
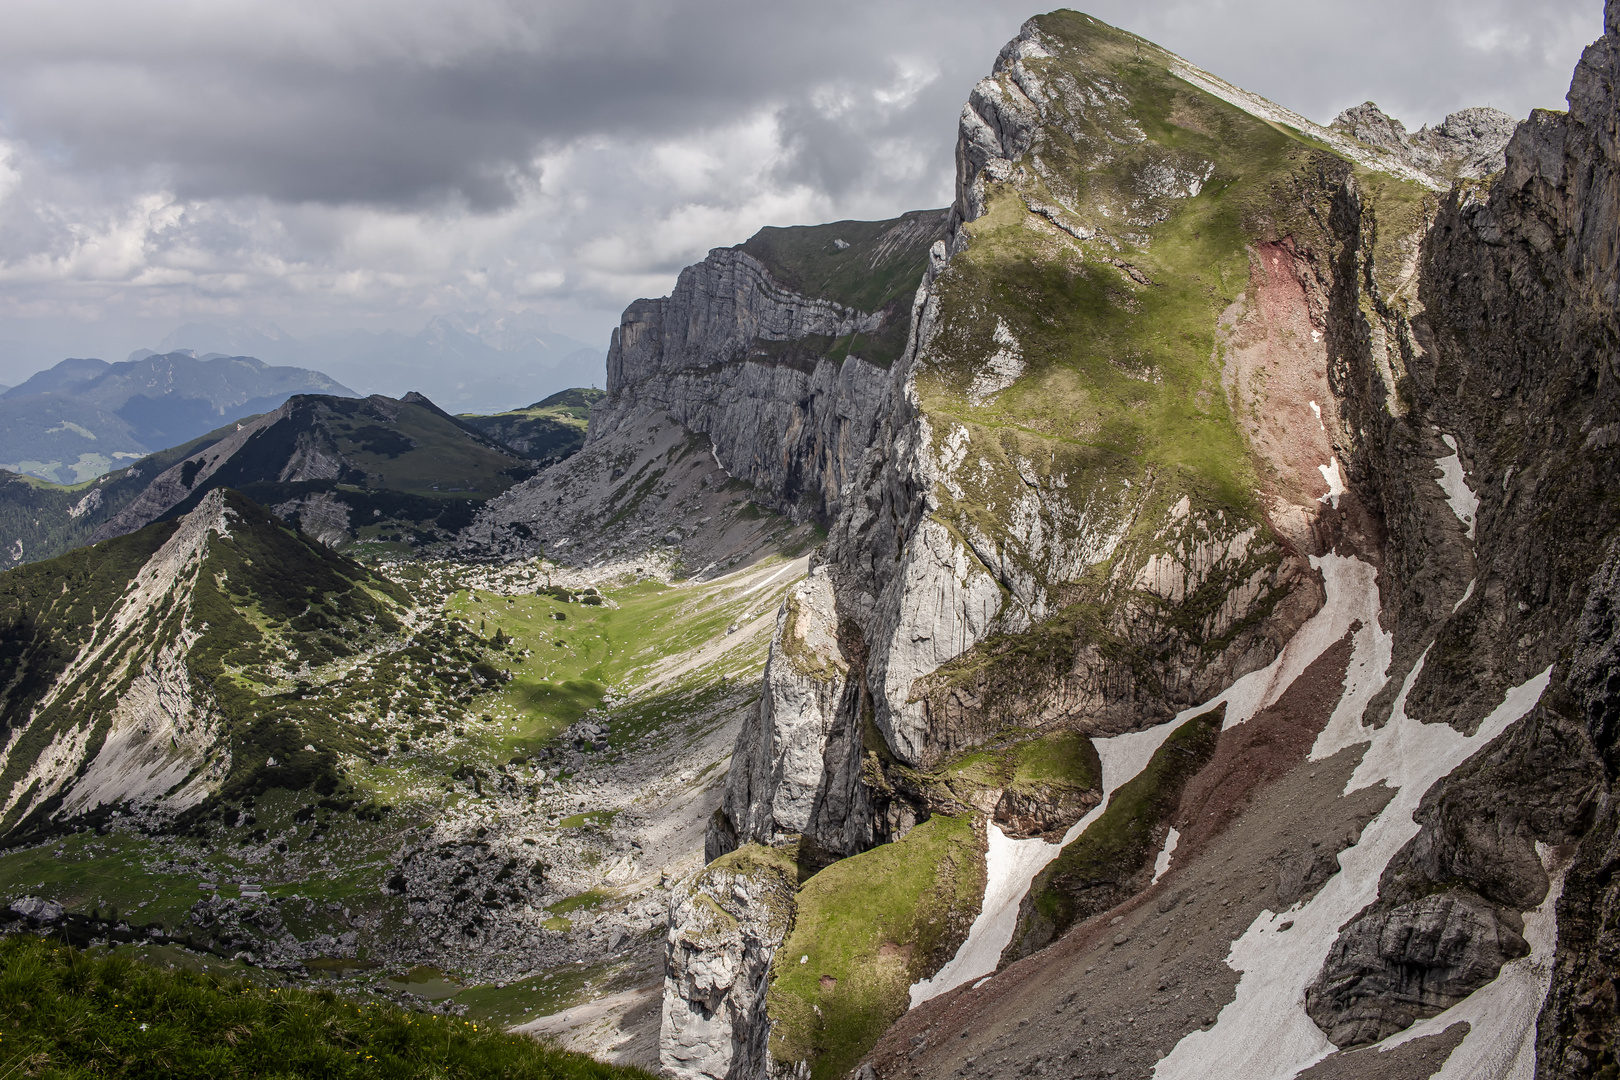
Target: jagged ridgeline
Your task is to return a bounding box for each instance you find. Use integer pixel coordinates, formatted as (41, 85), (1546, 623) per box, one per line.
(0, 488), (510, 842)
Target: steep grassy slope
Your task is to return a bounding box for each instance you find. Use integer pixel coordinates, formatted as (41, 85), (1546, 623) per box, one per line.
(1009, 707), (1221, 958)
(0, 489), (415, 841)
(766, 815), (985, 1080)
(87, 392), (537, 555)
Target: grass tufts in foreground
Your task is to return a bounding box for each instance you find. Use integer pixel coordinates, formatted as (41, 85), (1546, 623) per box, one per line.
(0, 936), (651, 1080)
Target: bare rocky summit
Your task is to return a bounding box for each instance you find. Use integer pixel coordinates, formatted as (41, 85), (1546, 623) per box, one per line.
(1331, 101), (1519, 181)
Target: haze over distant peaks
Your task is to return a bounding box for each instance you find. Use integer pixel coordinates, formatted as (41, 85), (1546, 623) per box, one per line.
(0, 352), (354, 485)
(146, 311), (607, 415)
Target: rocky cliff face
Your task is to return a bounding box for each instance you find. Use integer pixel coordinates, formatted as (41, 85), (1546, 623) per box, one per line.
(457, 214), (947, 572)
(661, 846), (797, 1080)
(594, 213), (948, 526)
(658, 5), (1620, 1079)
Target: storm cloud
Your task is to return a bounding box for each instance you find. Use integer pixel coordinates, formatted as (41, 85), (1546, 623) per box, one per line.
(0, 0), (1600, 380)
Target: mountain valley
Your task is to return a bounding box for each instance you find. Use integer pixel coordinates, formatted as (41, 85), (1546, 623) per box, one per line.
(2, 5), (1620, 1080)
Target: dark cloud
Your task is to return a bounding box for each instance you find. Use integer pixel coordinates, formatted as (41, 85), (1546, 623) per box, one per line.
(0, 0), (1602, 381)
(0, 1), (1029, 209)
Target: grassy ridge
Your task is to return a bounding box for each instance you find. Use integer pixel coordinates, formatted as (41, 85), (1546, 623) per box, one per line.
(0, 936), (650, 1080)
(735, 210), (950, 369)
(767, 815), (986, 1080)
(0, 388), (603, 570)
(458, 388), (603, 466)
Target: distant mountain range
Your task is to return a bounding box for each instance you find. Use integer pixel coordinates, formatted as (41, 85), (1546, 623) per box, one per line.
(0, 386), (603, 570)
(147, 311), (607, 415)
(0, 352), (354, 484)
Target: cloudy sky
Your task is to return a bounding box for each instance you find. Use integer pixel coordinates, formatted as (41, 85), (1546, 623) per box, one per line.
(0, 0), (1601, 382)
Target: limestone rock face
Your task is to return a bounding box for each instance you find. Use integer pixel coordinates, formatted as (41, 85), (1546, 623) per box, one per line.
(9, 896), (64, 924)
(593, 214), (948, 526)
(661, 849), (797, 1080)
(459, 212), (946, 569)
(1304, 703), (1603, 1047)
(0, 490), (237, 826)
(711, 568), (857, 861)
(606, 248), (882, 385)
(1306, 890), (1531, 1046)
(1331, 101), (1518, 182)
(710, 14), (1334, 873)
(1305, 4), (1620, 1069)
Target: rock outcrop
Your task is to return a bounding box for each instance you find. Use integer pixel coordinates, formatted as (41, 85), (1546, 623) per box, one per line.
(661, 846), (797, 1080)
(658, 5), (1620, 1078)
(1330, 101), (1518, 183)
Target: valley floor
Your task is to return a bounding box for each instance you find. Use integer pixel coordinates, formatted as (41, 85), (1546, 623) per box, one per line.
(0, 547), (810, 1068)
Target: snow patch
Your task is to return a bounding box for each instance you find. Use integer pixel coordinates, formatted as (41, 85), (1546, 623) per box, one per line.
(1435, 434), (1478, 540)
(908, 718), (1194, 1007)
(1209, 554), (1383, 736)
(1151, 828), (1180, 884)
(909, 553), (1384, 1011)
(1317, 458), (1345, 509)
(1453, 579), (1476, 613)
(1153, 651), (1554, 1080)
(1308, 401), (1323, 430)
